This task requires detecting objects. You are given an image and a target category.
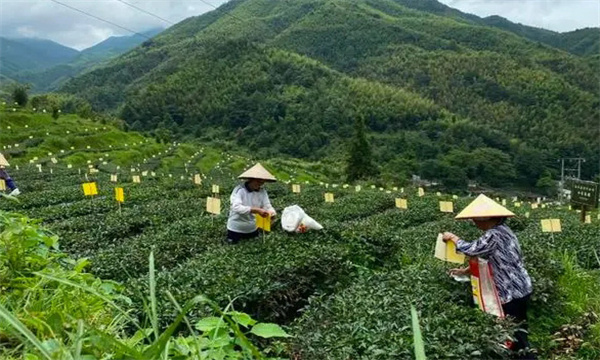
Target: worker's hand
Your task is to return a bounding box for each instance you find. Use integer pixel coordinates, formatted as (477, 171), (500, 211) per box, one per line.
(442, 232), (459, 244)
(269, 211), (277, 220)
(449, 268), (470, 276)
(258, 209), (271, 218)
(251, 208), (269, 217)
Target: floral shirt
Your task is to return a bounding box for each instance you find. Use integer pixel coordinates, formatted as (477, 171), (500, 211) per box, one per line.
(456, 224), (533, 304)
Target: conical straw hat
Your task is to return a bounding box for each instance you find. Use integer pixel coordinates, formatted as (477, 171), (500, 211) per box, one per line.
(455, 194), (515, 219)
(238, 163), (276, 182)
(0, 153), (9, 167)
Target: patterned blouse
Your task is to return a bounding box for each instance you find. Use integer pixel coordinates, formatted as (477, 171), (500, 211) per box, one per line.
(456, 223), (533, 304)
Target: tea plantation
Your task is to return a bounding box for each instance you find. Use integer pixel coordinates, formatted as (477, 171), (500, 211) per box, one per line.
(1, 111), (599, 359)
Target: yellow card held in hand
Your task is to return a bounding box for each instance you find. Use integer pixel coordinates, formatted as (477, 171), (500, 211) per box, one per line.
(395, 198), (407, 209)
(434, 233), (465, 264)
(115, 187), (124, 203)
(255, 214), (271, 232)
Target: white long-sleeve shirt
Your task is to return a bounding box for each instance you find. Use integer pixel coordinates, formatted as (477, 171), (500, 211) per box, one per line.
(227, 183), (276, 233)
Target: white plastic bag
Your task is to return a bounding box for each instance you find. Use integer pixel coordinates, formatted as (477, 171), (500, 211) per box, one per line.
(281, 205), (323, 233)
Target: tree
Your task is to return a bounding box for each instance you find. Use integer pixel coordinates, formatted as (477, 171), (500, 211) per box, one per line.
(52, 106), (60, 120)
(536, 170), (557, 196)
(346, 116), (377, 181)
(12, 84), (29, 107)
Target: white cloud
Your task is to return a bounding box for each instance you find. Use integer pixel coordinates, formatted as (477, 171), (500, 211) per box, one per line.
(439, 0), (600, 32)
(0, 0), (226, 50)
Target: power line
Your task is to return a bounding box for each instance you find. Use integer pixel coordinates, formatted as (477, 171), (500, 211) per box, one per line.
(114, 0), (175, 25)
(196, 0), (246, 23)
(47, 0), (152, 40)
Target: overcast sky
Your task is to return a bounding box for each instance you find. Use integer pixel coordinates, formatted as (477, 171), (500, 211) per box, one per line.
(0, 0), (598, 50)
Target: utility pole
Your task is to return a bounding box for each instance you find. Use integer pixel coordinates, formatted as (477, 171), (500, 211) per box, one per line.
(558, 157), (586, 203)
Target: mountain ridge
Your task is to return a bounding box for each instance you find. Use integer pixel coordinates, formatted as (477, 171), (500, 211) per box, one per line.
(53, 0), (599, 187)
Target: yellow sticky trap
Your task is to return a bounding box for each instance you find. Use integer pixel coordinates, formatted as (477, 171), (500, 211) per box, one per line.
(255, 214), (271, 232)
(0, 179), (6, 191)
(292, 184), (301, 193)
(206, 197), (221, 215)
(418, 187), (425, 197)
(436, 192), (442, 197)
(82, 182), (98, 196)
(111, 174), (118, 183)
(541, 219), (561, 233)
(531, 203), (538, 210)
(132, 175), (141, 183)
(115, 187), (124, 203)
(324, 193), (334, 203)
(343, 184), (349, 189)
(502, 199), (507, 206)
(194, 174), (202, 185)
(355, 185), (361, 192)
(395, 198), (407, 209)
(512, 196), (518, 202)
(393, 187), (398, 191)
(400, 187), (405, 193)
(371, 185), (376, 189)
(525, 212), (530, 218)
(212, 185), (220, 194)
(568, 205), (572, 210)
(51, 157), (57, 164)
(584, 215), (591, 224)
(142, 171), (148, 176)
(434, 233), (465, 264)
(439, 201), (454, 213)
(452, 195), (458, 200)
(67, 164), (72, 169)
(514, 202), (521, 207)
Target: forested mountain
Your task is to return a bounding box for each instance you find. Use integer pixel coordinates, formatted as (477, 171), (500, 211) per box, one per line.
(387, 0), (600, 56)
(2, 29), (163, 93)
(0, 37), (78, 77)
(482, 17), (600, 57)
(59, 0), (600, 188)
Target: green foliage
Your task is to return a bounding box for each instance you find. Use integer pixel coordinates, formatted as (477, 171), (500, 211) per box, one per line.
(11, 83), (29, 107)
(536, 170), (557, 196)
(0, 212), (289, 359)
(346, 116), (377, 181)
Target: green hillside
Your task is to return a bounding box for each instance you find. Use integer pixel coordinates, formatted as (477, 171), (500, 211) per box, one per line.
(0, 107), (331, 183)
(7, 29), (164, 93)
(0, 37), (79, 78)
(58, 0), (599, 188)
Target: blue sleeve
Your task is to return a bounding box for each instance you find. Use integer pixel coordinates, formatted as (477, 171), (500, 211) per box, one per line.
(456, 230), (498, 257)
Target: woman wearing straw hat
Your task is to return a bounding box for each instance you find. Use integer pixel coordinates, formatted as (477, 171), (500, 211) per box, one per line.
(443, 194), (535, 359)
(226, 163), (277, 245)
(0, 153), (20, 196)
